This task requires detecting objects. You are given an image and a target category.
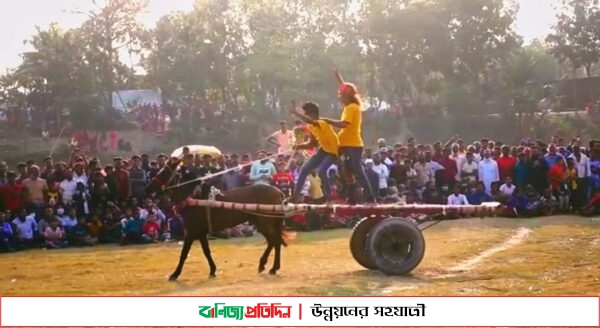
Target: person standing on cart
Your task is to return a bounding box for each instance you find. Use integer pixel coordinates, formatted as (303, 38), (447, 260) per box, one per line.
(321, 68), (375, 203)
(288, 101), (339, 204)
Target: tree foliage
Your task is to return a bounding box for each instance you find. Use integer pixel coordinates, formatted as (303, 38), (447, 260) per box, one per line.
(0, 0), (572, 136)
(546, 0), (600, 77)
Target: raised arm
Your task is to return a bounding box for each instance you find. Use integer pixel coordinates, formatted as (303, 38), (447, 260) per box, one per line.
(333, 67), (345, 85)
(266, 132), (279, 147)
(289, 100), (315, 125)
(321, 117), (349, 128)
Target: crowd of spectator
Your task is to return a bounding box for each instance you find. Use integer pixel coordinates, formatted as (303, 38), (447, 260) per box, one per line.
(2, 130), (600, 253)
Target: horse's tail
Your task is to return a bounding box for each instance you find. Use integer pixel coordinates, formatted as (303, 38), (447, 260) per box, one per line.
(280, 229), (296, 247)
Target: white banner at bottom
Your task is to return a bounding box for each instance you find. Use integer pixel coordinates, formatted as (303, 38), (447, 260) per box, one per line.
(1, 296), (598, 327)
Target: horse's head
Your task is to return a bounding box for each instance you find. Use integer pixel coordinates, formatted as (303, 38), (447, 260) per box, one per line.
(145, 158), (180, 197)
(145, 158), (224, 204)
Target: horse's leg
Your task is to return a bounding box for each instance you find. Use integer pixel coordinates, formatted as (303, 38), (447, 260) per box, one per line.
(259, 243), (274, 273)
(198, 234), (217, 278)
(269, 221), (284, 275)
(256, 222), (274, 273)
(169, 234), (194, 281)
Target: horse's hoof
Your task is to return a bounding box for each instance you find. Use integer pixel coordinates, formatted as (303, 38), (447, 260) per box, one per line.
(209, 273), (216, 279)
(168, 275), (179, 281)
(268, 269), (277, 275)
(258, 266), (265, 273)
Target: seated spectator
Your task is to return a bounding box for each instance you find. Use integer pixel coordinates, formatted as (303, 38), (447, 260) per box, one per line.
(167, 215), (184, 241)
(60, 208), (78, 232)
(0, 212), (24, 252)
(447, 186), (469, 205)
(524, 185), (541, 215)
(55, 205), (66, 219)
(120, 208), (145, 245)
(141, 212), (161, 243)
(43, 220), (68, 249)
(499, 177), (516, 198)
(382, 186), (402, 204)
(68, 216), (97, 247)
(140, 199), (166, 227)
(87, 213), (109, 243)
(467, 182), (493, 205)
(12, 209), (38, 248)
(38, 206), (60, 239)
(423, 185), (445, 205)
(539, 189), (558, 216)
(506, 188), (534, 217)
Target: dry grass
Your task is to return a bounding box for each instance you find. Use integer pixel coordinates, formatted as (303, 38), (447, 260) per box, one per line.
(1, 216), (598, 296)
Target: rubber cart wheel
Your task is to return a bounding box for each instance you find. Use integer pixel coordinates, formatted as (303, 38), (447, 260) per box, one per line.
(366, 217), (426, 276)
(349, 217), (381, 270)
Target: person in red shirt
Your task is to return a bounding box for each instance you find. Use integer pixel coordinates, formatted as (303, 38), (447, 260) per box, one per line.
(142, 213), (161, 243)
(549, 157), (567, 194)
(272, 162), (294, 197)
(438, 148), (458, 191)
(112, 157), (130, 201)
(496, 145), (517, 181)
(0, 172), (25, 212)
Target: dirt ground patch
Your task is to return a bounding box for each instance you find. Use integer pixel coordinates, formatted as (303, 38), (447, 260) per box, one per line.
(1, 216), (599, 296)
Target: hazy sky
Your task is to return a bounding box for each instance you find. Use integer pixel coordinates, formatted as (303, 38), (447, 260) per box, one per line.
(0, 0), (560, 72)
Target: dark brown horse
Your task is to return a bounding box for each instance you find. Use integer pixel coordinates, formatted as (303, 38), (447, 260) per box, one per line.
(145, 160), (289, 281)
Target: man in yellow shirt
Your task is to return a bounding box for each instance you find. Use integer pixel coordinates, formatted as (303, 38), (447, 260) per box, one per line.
(322, 68), (375, 203)
(289, 101), (339, 203)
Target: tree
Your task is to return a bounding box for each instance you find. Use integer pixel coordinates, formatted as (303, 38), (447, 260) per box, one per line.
(79, 0), (149, 107)
(10, 23), (96, 129)
(546, 0), (600, 78)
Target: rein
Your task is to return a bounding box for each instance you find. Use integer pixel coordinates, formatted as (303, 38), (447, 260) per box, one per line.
(162, 150), (292, 191)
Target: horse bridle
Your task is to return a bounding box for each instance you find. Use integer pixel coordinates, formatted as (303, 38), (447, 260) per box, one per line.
(153, 164), (179, 191)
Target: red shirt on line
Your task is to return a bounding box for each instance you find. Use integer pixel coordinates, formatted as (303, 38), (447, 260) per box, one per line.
(548, 164), (566, 190)
(0, 183), (25, 211)
(273, 172), (294, 196)
(143, 221), (160, 237)
(115, 169), (129, 200)
(496, 155), (517, 180)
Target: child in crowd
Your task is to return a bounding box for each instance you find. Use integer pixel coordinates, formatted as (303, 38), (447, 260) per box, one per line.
(44, 220), (68, 249)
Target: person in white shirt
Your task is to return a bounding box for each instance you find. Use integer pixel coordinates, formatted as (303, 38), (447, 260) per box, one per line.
(72, 163), (88, 186)
(478, 150), (499, 196)
(499, 176), (516, 197)
(59, 170), (78, 205)
(371, 153), (389, 197)
(12, 209), (38, 246)
(60, 208), (78, 232)
(461, 152), (479, 183)
(413, 153), (444, 187)
(450, 143), (466, 182)
(266, 121), (293, 154)
(569, 145), (591, 208)
(447, 186), (469, 205)
(249, 151), (277, 185)
(468, 144), (482, 163)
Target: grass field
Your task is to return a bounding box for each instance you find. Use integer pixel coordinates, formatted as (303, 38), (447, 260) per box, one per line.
(1, 216), (599, 297)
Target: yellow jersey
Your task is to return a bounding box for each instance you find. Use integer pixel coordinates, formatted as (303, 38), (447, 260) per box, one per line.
(307, 119), (339, 156)
(337, 103), (363, 147)
(307, 174), (324, 200)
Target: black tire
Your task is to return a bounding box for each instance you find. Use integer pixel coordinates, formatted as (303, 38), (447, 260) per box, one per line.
(366, 217), (425, 276)
(349, 217), (381, 270)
